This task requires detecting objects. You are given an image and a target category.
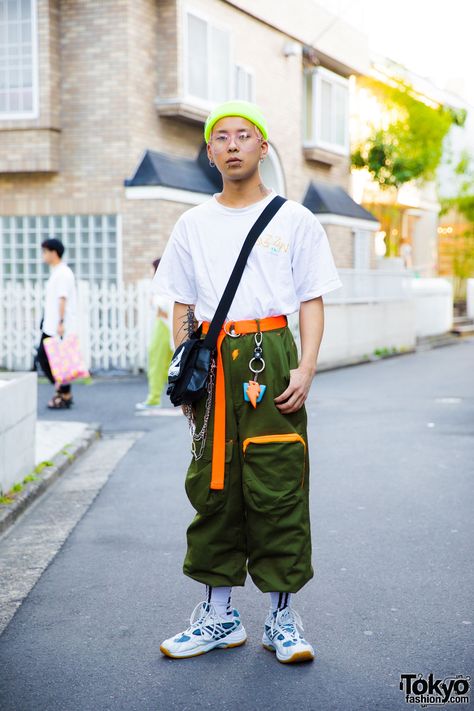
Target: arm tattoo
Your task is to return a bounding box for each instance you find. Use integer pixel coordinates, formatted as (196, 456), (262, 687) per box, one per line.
(176, 305), (198, 345)
(185, 305), (198, 336)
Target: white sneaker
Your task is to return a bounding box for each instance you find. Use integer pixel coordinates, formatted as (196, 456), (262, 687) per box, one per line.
(262, 606), (315, 663)
(160, 601), (247, 659)
(135, 401), (161, 410)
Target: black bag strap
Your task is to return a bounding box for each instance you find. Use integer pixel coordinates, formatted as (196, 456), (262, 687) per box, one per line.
(202, 194), (287, 349)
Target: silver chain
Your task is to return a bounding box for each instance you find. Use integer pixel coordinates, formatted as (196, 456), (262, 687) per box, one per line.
(184, 355), (217, 461)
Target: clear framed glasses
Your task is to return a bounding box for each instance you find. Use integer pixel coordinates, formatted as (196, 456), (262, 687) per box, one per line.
(209, 130), (262, 153)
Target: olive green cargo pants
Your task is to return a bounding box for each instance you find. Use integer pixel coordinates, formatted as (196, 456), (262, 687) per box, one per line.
(183, 323), (314, 593)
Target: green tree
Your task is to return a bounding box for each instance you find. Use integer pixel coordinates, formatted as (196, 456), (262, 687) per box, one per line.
(352, 76), (466, 189)
(440, 151), (474, 300)
(352, 76), (467, 257)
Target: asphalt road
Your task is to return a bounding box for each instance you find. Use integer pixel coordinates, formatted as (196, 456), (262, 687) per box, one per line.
(0, 339), (473, 711)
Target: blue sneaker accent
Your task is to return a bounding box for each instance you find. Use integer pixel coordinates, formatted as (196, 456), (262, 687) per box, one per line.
(160, 602), (247, 659)
(262, 607), (315, 664)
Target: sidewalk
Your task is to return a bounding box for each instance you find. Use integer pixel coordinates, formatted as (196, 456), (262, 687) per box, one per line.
(0, 419), (100, 535)
(36, 420), (92, 464)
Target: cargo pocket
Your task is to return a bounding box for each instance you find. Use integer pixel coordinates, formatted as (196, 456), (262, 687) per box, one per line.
(184, 439), (233, 516)
(242, 433), (306, 514)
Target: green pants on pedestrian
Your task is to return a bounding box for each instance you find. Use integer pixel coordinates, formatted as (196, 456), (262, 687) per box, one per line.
(183, 322), (314, 593)
(146, 318), (173, 406)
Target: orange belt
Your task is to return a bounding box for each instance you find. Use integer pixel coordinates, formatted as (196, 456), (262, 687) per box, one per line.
(201, 314), (288, 490)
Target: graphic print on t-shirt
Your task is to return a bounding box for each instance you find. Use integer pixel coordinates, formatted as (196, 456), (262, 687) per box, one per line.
(255, 233), (290, 256)
(152, 189), (343, 323)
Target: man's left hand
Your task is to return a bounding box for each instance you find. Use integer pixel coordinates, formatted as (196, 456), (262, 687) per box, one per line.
(274, 365), (315, 414)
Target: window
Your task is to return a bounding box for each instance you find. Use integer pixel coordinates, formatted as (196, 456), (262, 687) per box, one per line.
(234, 64), (255, 102)
(185, 9), (231, 104)
(0, 0), (38, 117)
(304, 67), (349, 154)
(0, 215), (120, 283)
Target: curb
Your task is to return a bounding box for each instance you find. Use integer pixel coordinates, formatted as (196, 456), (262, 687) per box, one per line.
(316, 332), (466, 373)
(0, 423), (101, 537)
(416, 333), (464, 350)
(316, 346), (416, 373)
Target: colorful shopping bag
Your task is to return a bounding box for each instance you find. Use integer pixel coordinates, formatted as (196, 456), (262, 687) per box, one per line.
(43, 334), (90, 384)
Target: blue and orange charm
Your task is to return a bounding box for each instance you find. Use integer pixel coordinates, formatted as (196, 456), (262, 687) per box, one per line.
(243, 380), (267, 407)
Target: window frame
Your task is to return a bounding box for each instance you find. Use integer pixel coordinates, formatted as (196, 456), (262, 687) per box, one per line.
(303, 66), (350, 156)
(234, 63), (256, 102)
(182, 5), (233, 110)
(0, 0), (40, 121)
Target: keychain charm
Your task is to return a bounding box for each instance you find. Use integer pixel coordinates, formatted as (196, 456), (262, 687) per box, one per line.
(243, 331), (267, 408)
(243, 380), (266, 407)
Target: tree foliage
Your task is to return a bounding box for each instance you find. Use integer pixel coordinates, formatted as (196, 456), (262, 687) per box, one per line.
(440, 150), (474, 222)
(352, 76), (467, 189)
(440, 151), (474, 291)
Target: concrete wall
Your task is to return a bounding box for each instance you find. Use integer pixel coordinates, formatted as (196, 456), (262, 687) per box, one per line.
(411, 278), (453, 337)
(0, 373), (37, 494)
(290, 300), (416, 368)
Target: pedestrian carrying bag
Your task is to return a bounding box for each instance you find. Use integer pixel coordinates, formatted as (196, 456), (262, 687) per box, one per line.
(166, 194), (287, 406)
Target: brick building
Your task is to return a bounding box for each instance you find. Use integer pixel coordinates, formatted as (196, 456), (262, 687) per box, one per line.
(0, 0), (378, 286)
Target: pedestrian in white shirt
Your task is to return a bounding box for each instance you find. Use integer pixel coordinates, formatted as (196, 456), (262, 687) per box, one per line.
(37, 238), (78, 409)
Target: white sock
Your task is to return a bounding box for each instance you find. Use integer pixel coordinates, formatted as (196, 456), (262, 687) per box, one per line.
(205, 585), (233, 618)
(269, 592), (292, 611)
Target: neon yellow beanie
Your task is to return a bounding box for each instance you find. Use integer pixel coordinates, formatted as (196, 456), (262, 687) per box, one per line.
(204, 100), (268, 143)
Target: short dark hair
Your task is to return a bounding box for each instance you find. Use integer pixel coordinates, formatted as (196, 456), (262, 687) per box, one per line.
(41, 238), (65, 258)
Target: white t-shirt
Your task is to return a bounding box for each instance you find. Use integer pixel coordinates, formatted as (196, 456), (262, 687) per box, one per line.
(43, 262), (78, 336)
(152, 189), (343, 323)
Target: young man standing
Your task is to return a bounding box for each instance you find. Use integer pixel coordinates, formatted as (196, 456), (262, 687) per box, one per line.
(37, 238), (78, 409)
(152, 100), (342, 663)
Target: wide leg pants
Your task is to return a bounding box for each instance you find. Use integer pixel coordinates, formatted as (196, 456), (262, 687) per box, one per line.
(183, 323), (314, 593)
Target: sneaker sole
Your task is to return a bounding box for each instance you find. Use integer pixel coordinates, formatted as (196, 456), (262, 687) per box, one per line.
(160, 630), (247, 659)
(263, 643), (315, 664)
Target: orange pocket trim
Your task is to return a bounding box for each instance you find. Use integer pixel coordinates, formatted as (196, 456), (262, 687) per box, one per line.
(242, 432), (306, 454)
(242, 433), (307, 488)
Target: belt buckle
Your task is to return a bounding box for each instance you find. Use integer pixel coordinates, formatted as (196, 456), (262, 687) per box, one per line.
(223, 321), (241, 338)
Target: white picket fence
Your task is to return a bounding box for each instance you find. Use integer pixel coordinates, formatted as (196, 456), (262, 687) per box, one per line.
(0, 280), (154, 373)
(0, 270), (416, 374)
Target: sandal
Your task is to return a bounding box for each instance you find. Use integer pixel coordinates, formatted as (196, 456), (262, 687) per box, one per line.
(47, 393), (73, 409)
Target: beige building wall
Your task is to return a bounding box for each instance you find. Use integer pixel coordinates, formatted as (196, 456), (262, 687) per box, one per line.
(0, 0), (364, 281)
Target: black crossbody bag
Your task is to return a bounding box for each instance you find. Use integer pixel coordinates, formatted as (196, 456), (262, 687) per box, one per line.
(167, 194), (287, 407)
